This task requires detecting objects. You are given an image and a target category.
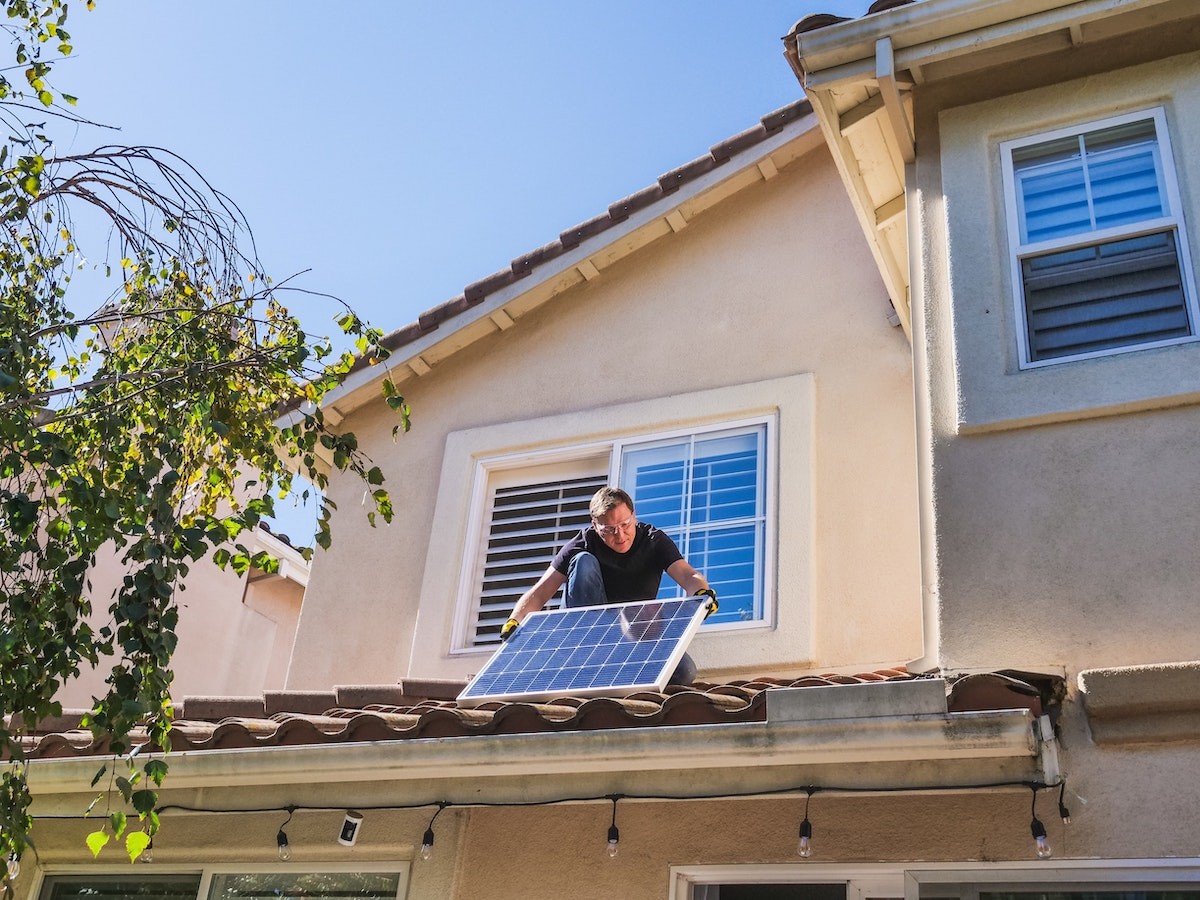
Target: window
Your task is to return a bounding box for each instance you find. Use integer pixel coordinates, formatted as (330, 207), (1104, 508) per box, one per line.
(469, 467), (608, 646)
(673, 864), (1200, 900)
(460, 419), (773, 649)
(42, 875), (202, 900)
(39, 870), (405, 900)
(619, 425), (767, 625)
(1002, 109), (1198, 366)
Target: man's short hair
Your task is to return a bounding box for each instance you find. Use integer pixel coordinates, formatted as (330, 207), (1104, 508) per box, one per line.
(590, 486), (635, 519)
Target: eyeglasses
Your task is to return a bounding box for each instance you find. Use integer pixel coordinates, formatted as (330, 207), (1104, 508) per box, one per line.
(593, 514), (635, 537)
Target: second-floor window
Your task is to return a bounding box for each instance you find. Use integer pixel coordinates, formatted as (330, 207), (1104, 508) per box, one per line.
(463, 419), (772, 648)
(1001, 108), (1198, 366)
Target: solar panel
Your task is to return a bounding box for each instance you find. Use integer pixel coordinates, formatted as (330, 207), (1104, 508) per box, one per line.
(457, 597), (709, 705)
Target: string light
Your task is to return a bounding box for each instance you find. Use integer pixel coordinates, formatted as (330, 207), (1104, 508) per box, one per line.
(606, 794), (622, 859)
(797, 788), (815, 858)
(420, 802), (448, 861)
(1057, 782), (1072, 826)
(141, 837), (154, 864)
(276, 806), (296, 862)
(145, 777), (1072, 863)
(1030, 787), (1052, 859)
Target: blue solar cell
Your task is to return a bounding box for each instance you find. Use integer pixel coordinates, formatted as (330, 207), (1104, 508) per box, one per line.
(458, 598), (709, 704)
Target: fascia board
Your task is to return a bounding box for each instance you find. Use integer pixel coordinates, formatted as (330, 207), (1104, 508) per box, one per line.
(26, 708), (1040, 809)
(797, 0), (1173, 89)
(284, 112), (823, 424)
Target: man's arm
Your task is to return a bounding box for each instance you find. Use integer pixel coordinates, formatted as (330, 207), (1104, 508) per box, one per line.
(666, 559), (718, 617)
(509, 565), (568, 622)
(666, 559), (708, 595)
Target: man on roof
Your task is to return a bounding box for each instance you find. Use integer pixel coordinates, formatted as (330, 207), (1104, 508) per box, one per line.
(500, 486), (717, 686)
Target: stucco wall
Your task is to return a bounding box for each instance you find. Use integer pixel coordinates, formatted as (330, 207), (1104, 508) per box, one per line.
(18, 776), (1200, 900)
(912, 45), (1200, 671)
(55, 542), (303, 709)
(288, 142), (922, 688)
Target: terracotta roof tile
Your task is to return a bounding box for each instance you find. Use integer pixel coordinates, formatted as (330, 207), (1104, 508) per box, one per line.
(511, 240), (566, 277)
(559, 211), (615, 250)
(608, 184), (665, 223)
(658, 154), (719, 195)
(10, 669), (1058, 762)
(363, 99), (814, 353)
(710, 123), (771, 163)
(789, 0), (917, 37)
(264, 690), (336, 716)
(463, 267), (518, 304)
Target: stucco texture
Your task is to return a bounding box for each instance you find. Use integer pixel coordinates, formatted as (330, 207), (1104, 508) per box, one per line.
(913, 44), (1200, 673)
(287, 142), (921, 689)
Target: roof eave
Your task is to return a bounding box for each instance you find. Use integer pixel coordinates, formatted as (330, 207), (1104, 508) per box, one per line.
(279, 109), (825, 428)
(784, 0), (1184, 344)
(790, 0), (1178, 89)
(26, 685), (1054, 811)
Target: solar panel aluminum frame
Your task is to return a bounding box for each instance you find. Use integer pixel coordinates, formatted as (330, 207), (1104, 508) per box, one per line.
(456, 597), (709, 706)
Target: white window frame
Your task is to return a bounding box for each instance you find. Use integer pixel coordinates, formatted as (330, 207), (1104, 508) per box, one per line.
(450, 414), (778, 655)
(450, 443), (611, 652)
(611, 416), (774, 633)
(32, 862), (410, 900)
(670, 860), (1200, 900)
(904, 859), (1200, 900)
(1000, 107), (1199, 368)
(671, 864), (904, 900)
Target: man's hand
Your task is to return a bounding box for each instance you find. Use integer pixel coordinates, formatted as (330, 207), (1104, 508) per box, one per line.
(500, 618), (520, 641)
(694, 588), (718, 617)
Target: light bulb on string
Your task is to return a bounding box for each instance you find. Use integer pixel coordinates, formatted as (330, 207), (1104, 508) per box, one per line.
(797, 788), (815, 858)
(6, 853), (19, 882)
(1030, 787), (1052, 859)
(420, 802), (448, 862)
(141, 838), (154, 864)
(276, 806), (296, 862)
(1057, 782), (1072, 826)
(606, 795), (623, 859)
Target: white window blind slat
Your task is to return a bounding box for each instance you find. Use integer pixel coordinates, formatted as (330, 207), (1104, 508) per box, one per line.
(471, 473), (607, 646)
(1007, 112), (1194, 364)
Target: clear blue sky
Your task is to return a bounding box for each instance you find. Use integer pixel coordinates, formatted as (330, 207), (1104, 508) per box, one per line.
(60, 1), (871, 541)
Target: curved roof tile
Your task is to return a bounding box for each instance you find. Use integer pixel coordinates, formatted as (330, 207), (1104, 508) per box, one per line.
(9, 669), (1057, 761)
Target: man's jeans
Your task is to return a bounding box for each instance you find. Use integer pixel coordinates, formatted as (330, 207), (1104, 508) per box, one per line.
(564, 552), (698, 686)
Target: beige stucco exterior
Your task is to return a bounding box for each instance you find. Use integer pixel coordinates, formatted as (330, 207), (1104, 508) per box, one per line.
(907, 18), (1200, 674)
(55, 527), (307, 708)
(785, 0), (1200, 887)
(18, 5), (1200, 899)
(285, 123), (923, 689)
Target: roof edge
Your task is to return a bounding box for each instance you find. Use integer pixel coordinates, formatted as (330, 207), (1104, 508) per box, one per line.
(26, 706), (1044, 807)
(286, 100), (821, 424)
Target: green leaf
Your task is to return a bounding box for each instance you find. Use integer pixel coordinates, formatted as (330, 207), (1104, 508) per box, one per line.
(125, 830), (151, 863)
(131, 789), (157, 815)
(110, 810), (127, 838)
(144, 758), (168, 786)
(38, 88), (52, 106)
(85, 829), (110, 857)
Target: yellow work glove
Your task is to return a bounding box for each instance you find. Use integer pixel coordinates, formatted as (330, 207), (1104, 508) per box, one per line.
(694, 588), (718, 618)
(500, 618), (520, 641)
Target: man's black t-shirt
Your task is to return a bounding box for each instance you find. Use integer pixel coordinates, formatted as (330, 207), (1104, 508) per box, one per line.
(550, 521), (683, 602)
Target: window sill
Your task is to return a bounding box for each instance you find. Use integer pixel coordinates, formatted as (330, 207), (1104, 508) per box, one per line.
(956, 339), (1200, 434)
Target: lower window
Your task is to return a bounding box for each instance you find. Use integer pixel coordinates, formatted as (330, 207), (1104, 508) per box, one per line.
(40, 871), (404, 900)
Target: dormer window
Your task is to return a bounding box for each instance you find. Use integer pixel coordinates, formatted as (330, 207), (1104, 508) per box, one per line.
(461, 419), (773, 649)
(1002, 109), (1198, 366)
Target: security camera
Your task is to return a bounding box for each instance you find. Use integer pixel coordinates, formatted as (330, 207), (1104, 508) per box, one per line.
(338, 811), (363, 847)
